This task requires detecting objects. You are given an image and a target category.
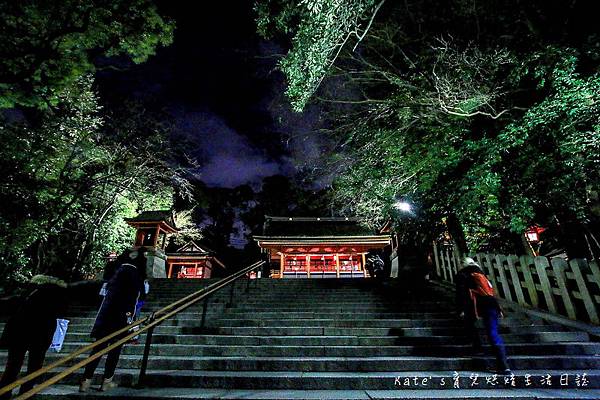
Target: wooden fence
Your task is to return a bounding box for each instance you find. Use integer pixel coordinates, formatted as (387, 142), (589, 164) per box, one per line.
(433, 242), (600, 325)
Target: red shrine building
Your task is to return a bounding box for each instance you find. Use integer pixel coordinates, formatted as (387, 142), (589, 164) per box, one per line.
(166, 241), (226, 279)
(125, 210), (226, 279)
(254, 216), (391, 278)
(126, 210), (178, 251)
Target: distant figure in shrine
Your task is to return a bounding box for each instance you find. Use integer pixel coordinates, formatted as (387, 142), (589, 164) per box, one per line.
(456, 257), (511, 374)
(366, 254), (385, 279)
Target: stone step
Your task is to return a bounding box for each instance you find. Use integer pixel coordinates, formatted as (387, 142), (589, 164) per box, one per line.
(224, 306), (456, 312)
(36, 369), (600, 390)
(205, 317), (541, 328)
(149, 279), (387, 286)
(54, 342), (600, 357)
(57, 311), (463, 320)
(2, 320), (554, 335)
(68, 305), (455, 314)
(147, 300), (452, 306)
(59, 331), (590, 346)
(148, 285), (446, 292)
(148, 289), (445, 295)
(208, 325), (565, 337)
(34, 385), (600, 399)
(70, 296), (454, 310)
(3, 277), (597, 399)
(31, 316), (539, 329)
(2, 354), (597, 372)
(147, 289), (400, 293)
(149, 291), (403, 296)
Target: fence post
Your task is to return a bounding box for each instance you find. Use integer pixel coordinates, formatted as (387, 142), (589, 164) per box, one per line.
(444, 248), (454, 283)
(506, 255), (526, 306)
(482, 254), (499, 294)
(550, 258), (576, 320)
(473, 254), (482, 270)
(452, 242), (462, 277)
(433, 241), (441, 278)
(570, 259), (599, 324)
(494, 254), (513, 302)
(588, 260), (600, 295)
(520, 255), (539, 308)
(439, 246), (448, 281)
(534, 257), (557, 314)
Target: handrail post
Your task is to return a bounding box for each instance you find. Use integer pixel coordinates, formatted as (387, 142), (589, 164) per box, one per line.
(227, 280), (235, 308)
(200, 296), (209, 330)
(137, 324), (155, 388)
(246, 273), (251, 293)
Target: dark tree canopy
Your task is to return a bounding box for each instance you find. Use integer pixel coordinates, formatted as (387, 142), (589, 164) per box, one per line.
(256, 0), (600, 258)
(0, 0), (174, 109)
(0, 0), (180, 289)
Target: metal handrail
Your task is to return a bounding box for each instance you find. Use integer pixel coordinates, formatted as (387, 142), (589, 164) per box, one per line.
(0, 260), (265, 400)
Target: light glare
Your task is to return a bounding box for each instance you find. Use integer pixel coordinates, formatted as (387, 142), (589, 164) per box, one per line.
(394, 201), (412, 212)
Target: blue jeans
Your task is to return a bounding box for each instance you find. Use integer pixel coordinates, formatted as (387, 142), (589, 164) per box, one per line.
(481, 307), (509, 370)
(465, 306), (509, 371)
(482, 307), (504, 346)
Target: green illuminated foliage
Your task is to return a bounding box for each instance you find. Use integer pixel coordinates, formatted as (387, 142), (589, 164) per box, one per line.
(257, 0), (600, 256)
(256, 0), (382, 111)
(0, 0), (174, 109)
(0, 77), (180, 284)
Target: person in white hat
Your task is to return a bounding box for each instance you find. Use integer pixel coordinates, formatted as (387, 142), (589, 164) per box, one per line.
(456, 257), (511, 374)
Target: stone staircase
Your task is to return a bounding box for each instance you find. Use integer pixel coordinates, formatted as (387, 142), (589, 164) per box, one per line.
(1, 277), (600, 399)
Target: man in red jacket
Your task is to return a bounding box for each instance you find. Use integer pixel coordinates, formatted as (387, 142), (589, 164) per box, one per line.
(456, 257), (511, 374)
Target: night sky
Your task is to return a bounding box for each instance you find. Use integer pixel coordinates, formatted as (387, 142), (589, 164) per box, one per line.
(97, 1), (326, 189)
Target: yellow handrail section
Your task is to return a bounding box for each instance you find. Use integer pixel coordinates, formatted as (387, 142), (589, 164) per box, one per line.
(0, 260), (265, 400)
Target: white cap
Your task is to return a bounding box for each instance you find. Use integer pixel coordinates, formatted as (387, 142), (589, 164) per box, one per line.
(462, 257), (480, 268)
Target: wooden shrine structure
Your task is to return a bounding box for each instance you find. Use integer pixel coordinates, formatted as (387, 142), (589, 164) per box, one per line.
(166, 241), (226, 279)
(125, 210), (178, 251)
(125, 211), (226, 279)
(254, 216), (391, 278)
(125, 210), (177, 278)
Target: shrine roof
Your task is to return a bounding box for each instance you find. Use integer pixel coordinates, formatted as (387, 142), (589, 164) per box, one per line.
(166, 240), (226, 268)
(125, 210), (177, 231)
(167, 240), (213, 256)
(258, 216), (381, 238)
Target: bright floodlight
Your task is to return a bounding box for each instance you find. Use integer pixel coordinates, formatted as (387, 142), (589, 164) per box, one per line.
(394, 201), (412, 212)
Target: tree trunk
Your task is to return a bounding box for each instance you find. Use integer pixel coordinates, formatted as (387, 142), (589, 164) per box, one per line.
(445, 213), (468, 254)
(556, 213), (591, 259)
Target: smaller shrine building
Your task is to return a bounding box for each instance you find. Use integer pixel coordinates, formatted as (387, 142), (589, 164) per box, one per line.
(254, 216), (391, 278)
(166, 241), (226, 279)
(125, 210), (226, 279)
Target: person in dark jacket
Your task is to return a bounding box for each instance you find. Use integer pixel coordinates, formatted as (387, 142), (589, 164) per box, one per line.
(79, 248), (147, 392)
(456, 257), (511, 374)
(0, 275), (68, 399)
(98, 258), (119, 298)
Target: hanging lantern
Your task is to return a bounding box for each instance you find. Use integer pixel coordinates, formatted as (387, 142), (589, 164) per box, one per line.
(525, 226), (546, 243)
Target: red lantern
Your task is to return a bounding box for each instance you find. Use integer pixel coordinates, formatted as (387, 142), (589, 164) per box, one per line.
(526, 230), (539, 242)
(525, 226), (546, 243)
